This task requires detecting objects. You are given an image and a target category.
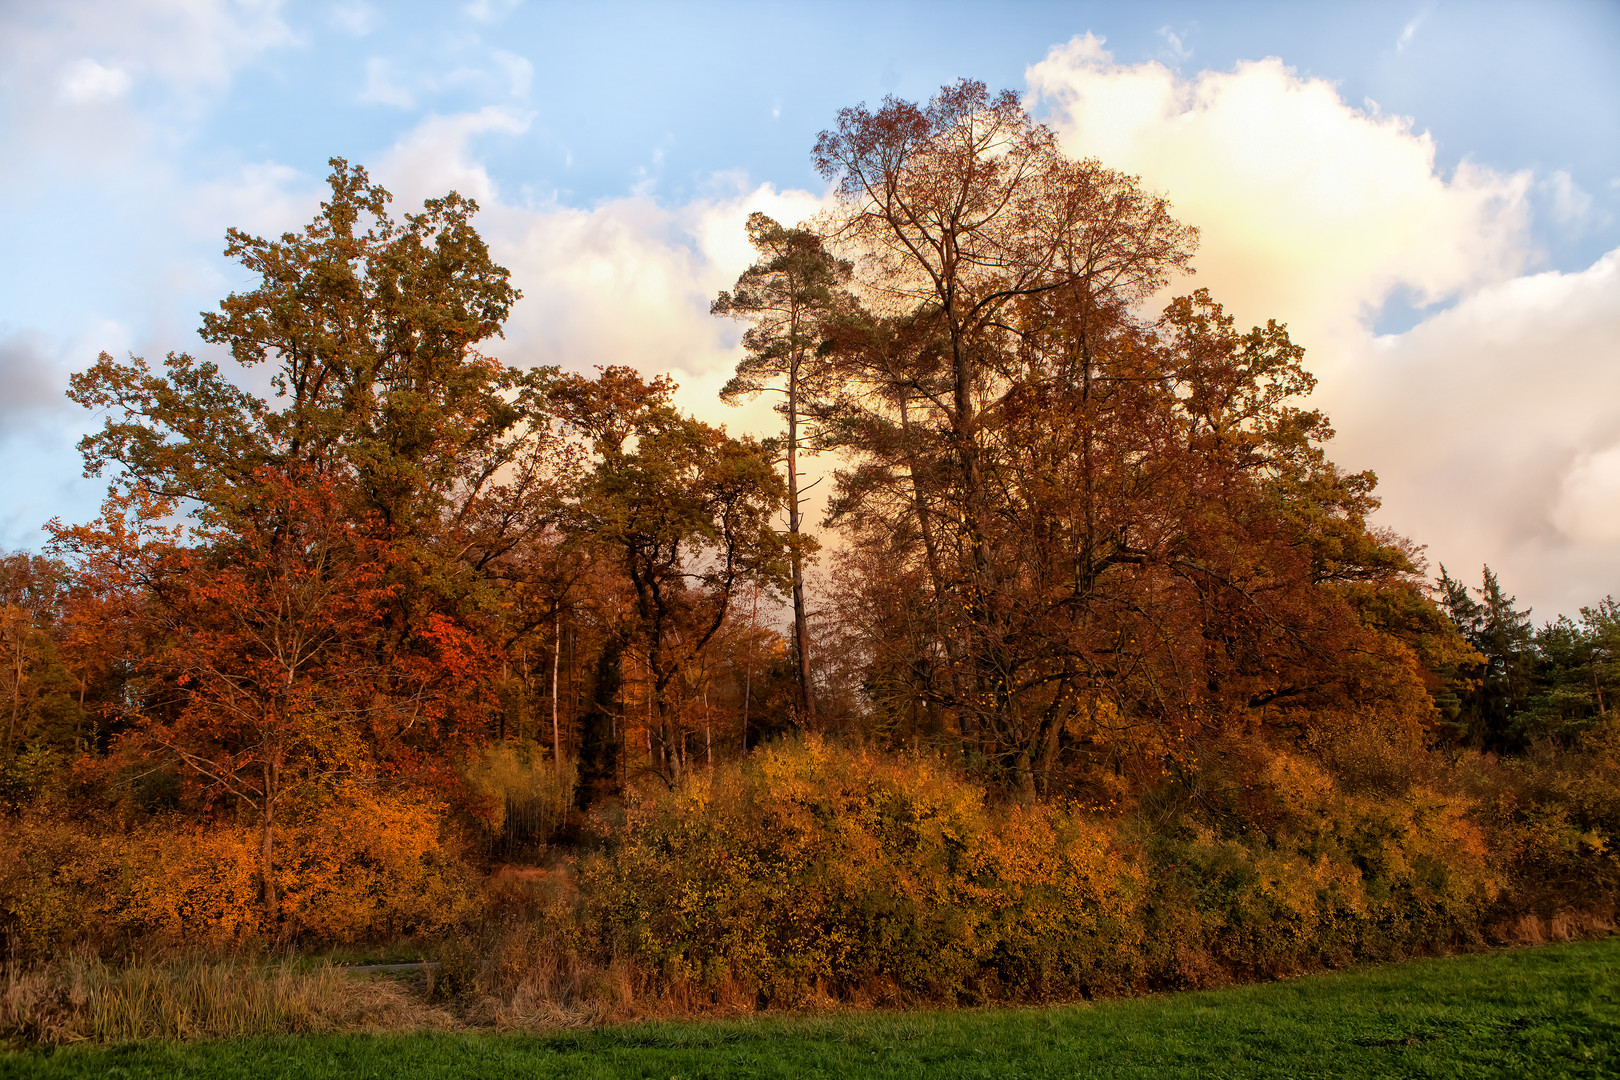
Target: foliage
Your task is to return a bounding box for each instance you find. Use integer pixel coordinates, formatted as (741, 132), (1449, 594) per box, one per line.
(462, 742), (576, 857)
(581, 736), (1518, 1006)
(553, 366), (788, 786)
(812, 81), (1424, 799)
(0, 792), (475, 956)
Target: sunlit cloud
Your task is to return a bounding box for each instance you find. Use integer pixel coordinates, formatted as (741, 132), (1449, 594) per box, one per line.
(1028, 33), (1619, 615)
(371, 105), (530, 207)
(1028, 34), (1532, 349)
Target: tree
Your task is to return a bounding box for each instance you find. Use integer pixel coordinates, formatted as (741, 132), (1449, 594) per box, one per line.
(712, 213), (851, 728)
(68, 159), (560, 749)
(55, 161), (558, 912)
(812, 81), (1430, 797)
(1437, 564), (1534, 749)
(49, 473), (424, 915)
(0, 553), (83, 760)
(554, 367), (788, 785)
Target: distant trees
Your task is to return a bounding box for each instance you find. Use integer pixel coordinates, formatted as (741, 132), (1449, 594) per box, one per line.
(0, 553), (81, 762)
(1438, 565), (1619, 749)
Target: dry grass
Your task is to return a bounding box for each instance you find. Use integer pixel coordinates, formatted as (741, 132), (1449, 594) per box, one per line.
(1493, 909), (1617, 947)
(1, 953), (454, 1046)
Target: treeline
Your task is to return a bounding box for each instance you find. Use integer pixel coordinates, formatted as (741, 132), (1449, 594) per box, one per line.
(1, 82), (1617, 1000)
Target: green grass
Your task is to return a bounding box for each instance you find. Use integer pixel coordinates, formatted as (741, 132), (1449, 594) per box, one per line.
(7, 938), (1618, 1079)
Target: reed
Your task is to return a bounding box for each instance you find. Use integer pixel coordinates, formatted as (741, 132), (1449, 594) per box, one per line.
(2, 954), (446, 1046)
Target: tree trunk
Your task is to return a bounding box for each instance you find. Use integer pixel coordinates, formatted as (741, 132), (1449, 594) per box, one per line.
(741, 584), (758, 751)
(786, 361), (817, 729)
(259, 751), (279, 917)
(574, 634), (624, 811)
(552, 613), (562, 771)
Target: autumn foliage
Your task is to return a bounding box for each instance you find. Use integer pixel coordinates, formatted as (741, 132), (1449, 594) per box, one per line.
(2, 84), (1619, 1038)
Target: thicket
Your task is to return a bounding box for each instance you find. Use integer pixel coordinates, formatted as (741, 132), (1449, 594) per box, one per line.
(2, 80), (1617, 1041)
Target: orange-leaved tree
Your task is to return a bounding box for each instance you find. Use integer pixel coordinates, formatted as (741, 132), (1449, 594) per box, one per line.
(49, 469), (435, 915)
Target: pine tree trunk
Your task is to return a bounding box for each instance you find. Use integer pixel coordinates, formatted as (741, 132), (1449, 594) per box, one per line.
(787, 367), (817, 729)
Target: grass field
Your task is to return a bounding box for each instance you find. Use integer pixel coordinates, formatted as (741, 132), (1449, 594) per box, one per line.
(5, 938), (1617, 1079)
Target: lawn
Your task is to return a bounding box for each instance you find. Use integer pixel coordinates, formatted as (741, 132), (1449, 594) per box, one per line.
(6, 938), (1617, 1079)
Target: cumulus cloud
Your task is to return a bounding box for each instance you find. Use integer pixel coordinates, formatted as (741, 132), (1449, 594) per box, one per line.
(1339, 250), (1620, 616)
(490, 183), (826, 420)
(371, 106), (529, 207)
(1, 0), (296, 183)
(363, 108), (830, 430)
(4, 0), (294, 105)
(1026, 35), (1615, 615)
(1027, 35), (1532, 354)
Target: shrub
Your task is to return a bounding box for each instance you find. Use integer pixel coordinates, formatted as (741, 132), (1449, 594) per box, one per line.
(0, 791), (477, 958)
(581, 736), (1143, 1005)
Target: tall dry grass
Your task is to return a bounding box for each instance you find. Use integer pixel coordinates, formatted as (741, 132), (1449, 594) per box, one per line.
(1, 954), (451, 1046)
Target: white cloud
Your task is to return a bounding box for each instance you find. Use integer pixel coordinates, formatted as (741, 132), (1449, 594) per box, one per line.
(371, 106), (530, 206)
(487, 181), (829, 427)
(58, 58), (132, 103)
(1026, 34), (1619, 617)
(1544, 169), (1594, 224)
(1554, 442), (1620, 546)
(1342, 249), (1620, 615)
(185, 160), (316, 240)
(5, 0), (295, 103)
(1027, 35), (1532, 356)
(364, 110), (835, 433)
(1, 0), (297, 182)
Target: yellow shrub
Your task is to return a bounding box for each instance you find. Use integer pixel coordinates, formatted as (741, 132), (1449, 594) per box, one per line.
(0, 792), (477, 956)
(582, 736), (1144, 1004)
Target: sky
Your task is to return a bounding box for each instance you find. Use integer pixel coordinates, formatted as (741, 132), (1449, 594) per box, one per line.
(1, 0), (1617, 621)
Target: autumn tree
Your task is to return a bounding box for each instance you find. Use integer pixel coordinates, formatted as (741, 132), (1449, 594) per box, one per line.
(69, 159), (562, 749)
(812, 81), (1433, 798)
(0, 553), (83, 764)
(49, 472), (431, 912)
(554, 367), (788, 785)
(54, 161), (565, 910)
(812, 80), (1192, 793)
(712, 213), (851, 728)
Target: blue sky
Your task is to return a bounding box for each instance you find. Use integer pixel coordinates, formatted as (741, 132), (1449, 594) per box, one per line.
(2, 0), (1618, 618)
